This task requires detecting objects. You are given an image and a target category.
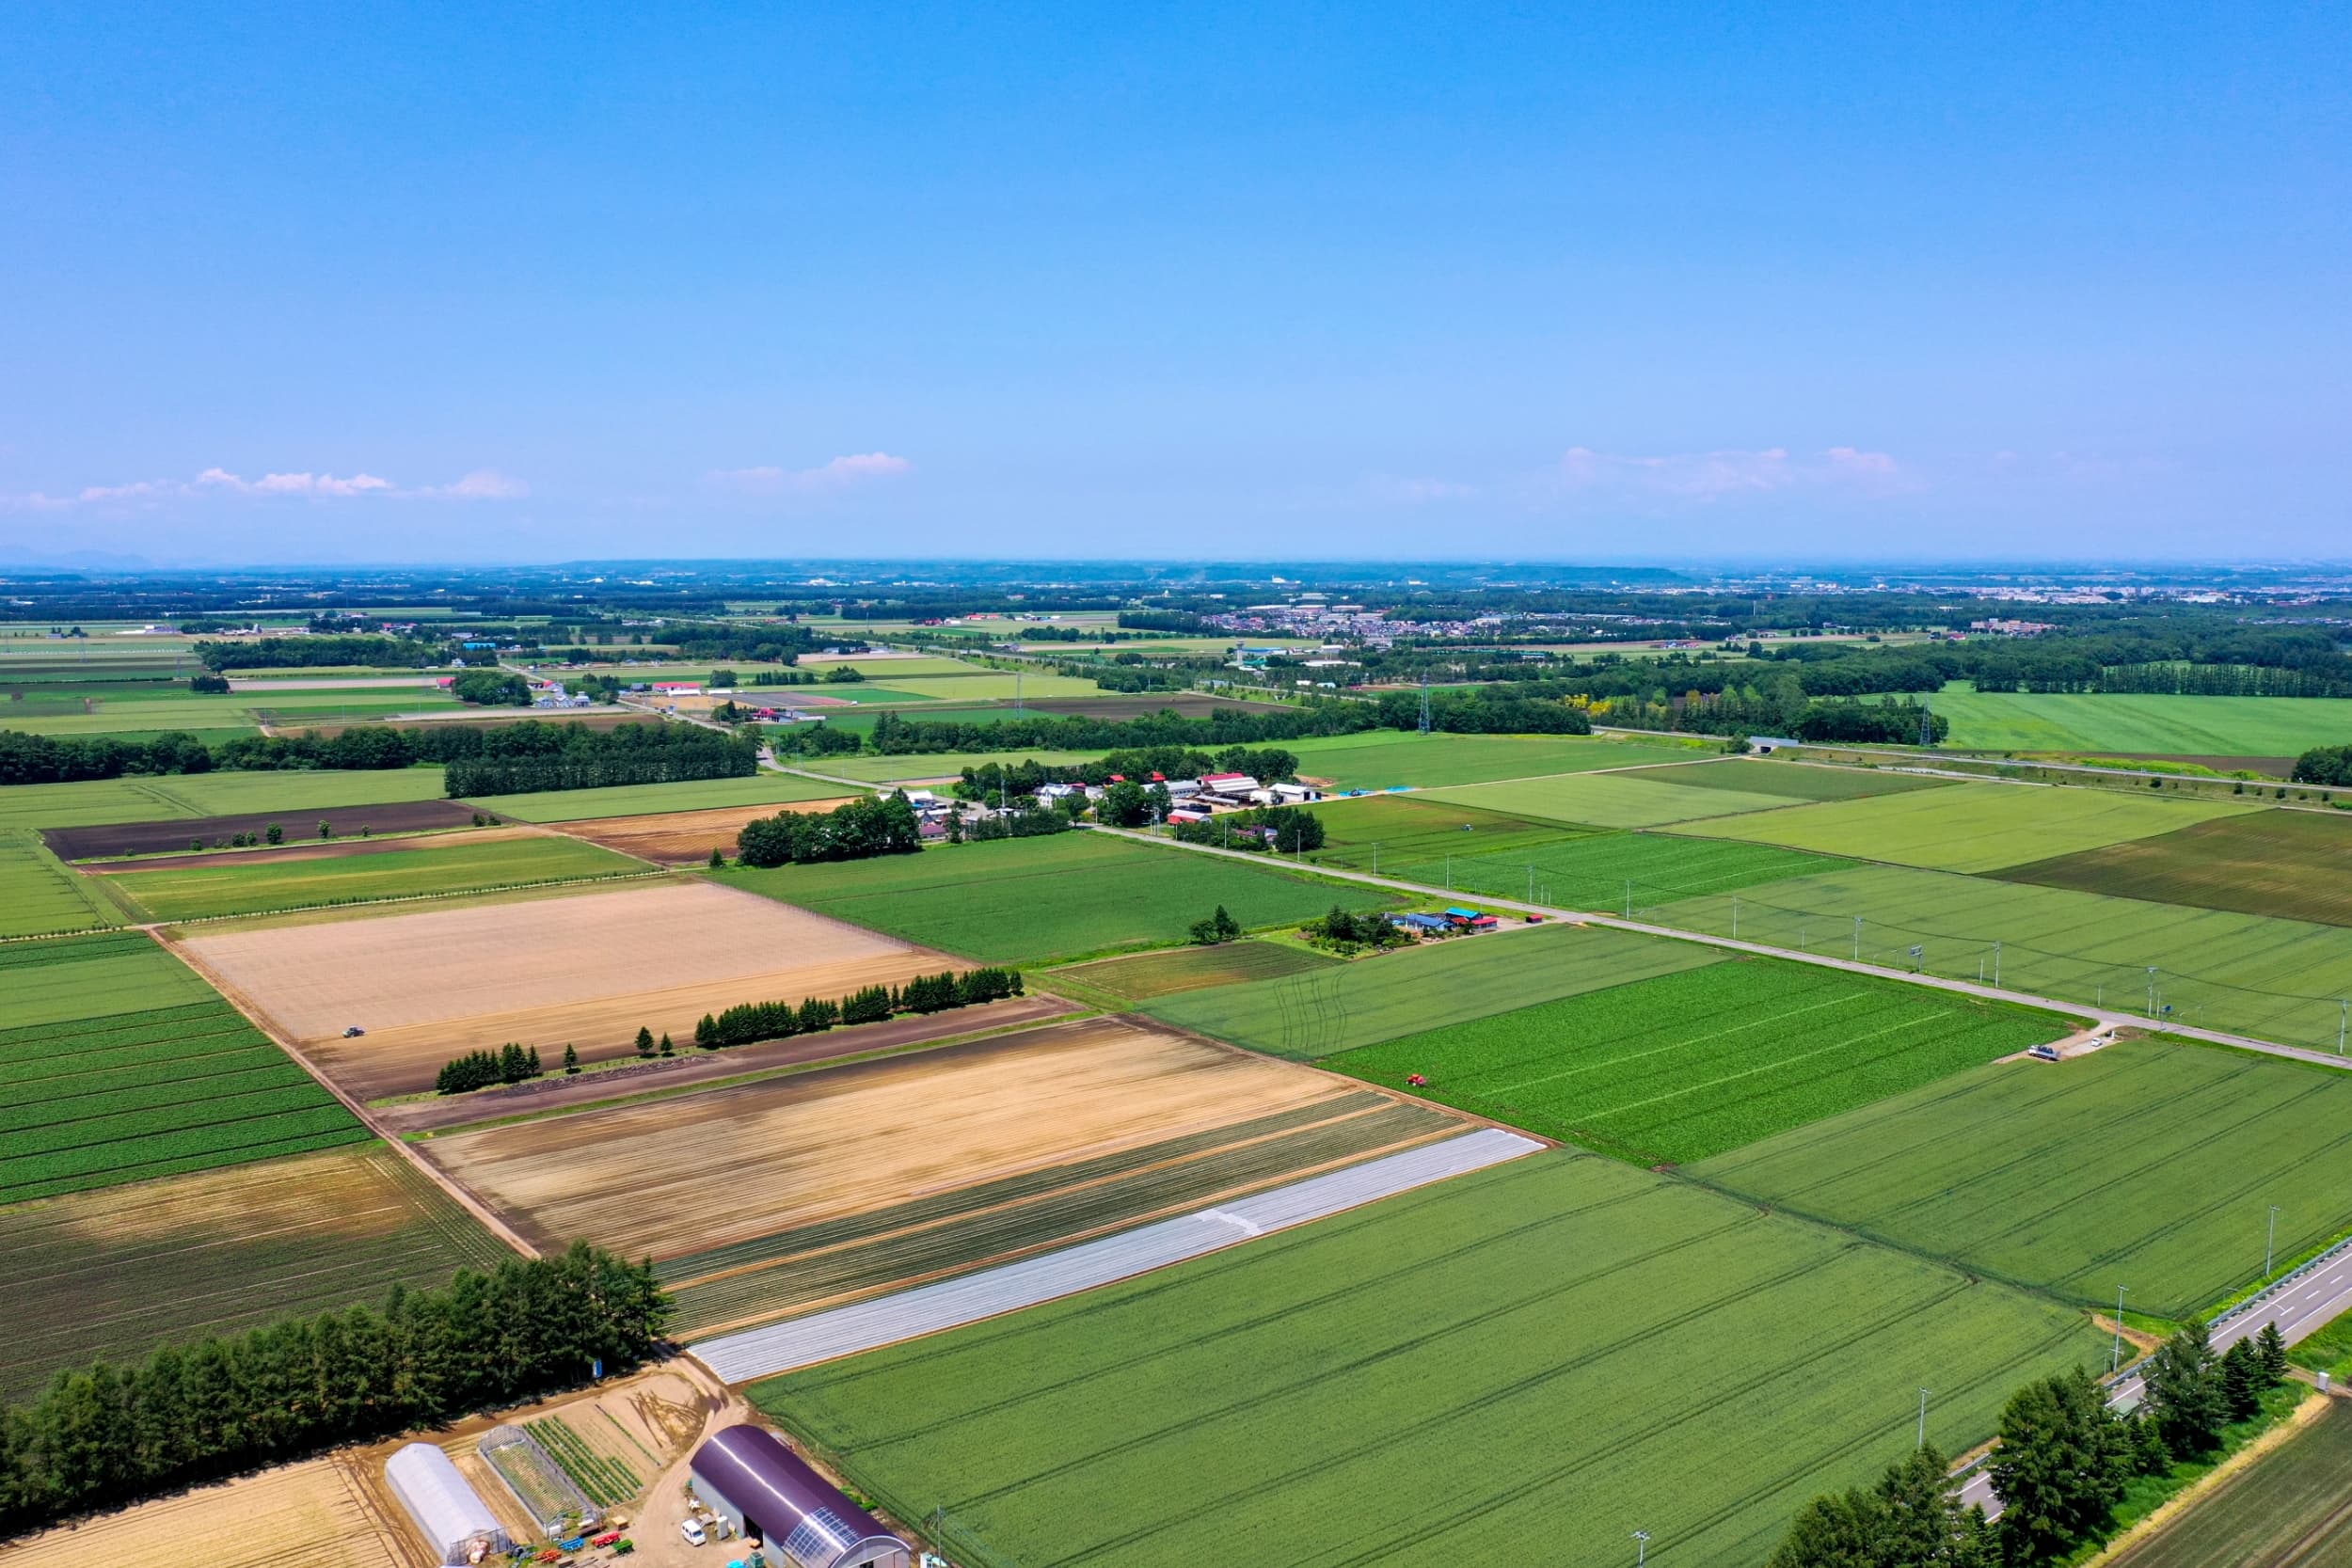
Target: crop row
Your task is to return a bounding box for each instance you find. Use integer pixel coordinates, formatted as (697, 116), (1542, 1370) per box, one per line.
(529, 1416), (639, 1506)
(0, 1120), (373, 1204)
(0, 1001), (246, 1067)
(0, 930), (155, 974)
(0, 1054), (309, 1132)
(6, 1078), (341, 1156)
(0, 1024), (278, 1092)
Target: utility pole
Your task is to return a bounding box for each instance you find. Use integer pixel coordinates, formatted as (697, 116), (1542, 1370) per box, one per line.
(1624, 879), (1632, 919)
(2340, 998), (2347, 1055)
(1632, 1529), (1650, 1568)
(1446, 854), (1452, 893)
(2111, 1286), (2128, 1371)
(1731, 895), (1739, 941)
(1853, 915), (1862, 961)
(2267, 1206), (2281, 1277)
(1371, 842), (1378, 876)
(2147, 967), (2158, 1020)
(1994, 941), (2001, 988)
(1917, 1388), (1931, 1449)
(1528, 864), (1534, 904)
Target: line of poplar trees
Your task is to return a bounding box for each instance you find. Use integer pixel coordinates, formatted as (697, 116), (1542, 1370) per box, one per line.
(0, 1243), (669, 1535)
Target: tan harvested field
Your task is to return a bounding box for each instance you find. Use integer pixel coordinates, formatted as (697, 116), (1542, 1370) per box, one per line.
(0, 1454), (422, 1568)
(174, 880), (954, 1100)
(557, 799), (855, 863)
(425, 1015), (1369, 1259)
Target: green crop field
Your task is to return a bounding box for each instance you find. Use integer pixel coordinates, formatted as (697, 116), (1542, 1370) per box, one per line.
(0, 937), (367, 1203)
(755, 1151), (2106, 1568)
(808, 749), (1107, 783)
(1307, 791), (1589, 863)
(1993, 810), (2352, 929)
(1617, 758), (1959, 802)
(1658, 863), (2352, 1053)
(1692, 1038), (2352, 1317)
(722, 832), (1398, 965)
(0, 832), (122, 937)
(0, 930), (220, 1033)
(869, 673), (1106, 701)
(1676, 778), (2255, 872)
(469, 771), (856, 821)
(1284, 730), (1710, 789)
(1420, 768), (1798, 829)
(1049, 940), (1339, 1001)
(1145, 921), (1725, 1059)
(0, 688), (459, 737)
(2100, 1395), (2352, 1568)
(0, 1143), (505, 1400)
(1931, 688), (2352, 757)
(0, 767), (447, 832)
(104, 832), (647, 921)
(1328, 959), (2066, 1164)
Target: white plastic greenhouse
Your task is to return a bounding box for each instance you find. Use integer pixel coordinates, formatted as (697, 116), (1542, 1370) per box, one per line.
(386, 1442), (515, 1566)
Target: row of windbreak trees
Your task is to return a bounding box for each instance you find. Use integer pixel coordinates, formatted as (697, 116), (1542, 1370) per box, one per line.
(0, 1243), (669, 1535)
(0, 719), (754, 787)
(735, 794), (923, 866)
(1769, 1320), (2293, 1567)
(692, 967), (1024, 1049)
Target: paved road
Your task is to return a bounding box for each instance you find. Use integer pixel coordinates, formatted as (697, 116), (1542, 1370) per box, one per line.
(1086, 825), (2352, 1073)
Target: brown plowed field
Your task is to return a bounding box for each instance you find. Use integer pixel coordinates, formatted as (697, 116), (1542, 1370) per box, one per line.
(424, 1015), (1367, 1260)
(0, 1455), (422, 1568)
(95, 824), (545, 874)
(173, 880), (954, 1100)
(556, 799), (855, 863)
(44, 799), (485, 860)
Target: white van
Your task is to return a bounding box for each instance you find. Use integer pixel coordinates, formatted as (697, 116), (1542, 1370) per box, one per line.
(679, 1516), (707, 1546)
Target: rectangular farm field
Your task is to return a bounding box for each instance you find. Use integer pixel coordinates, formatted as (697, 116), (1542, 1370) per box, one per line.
(1614, 757), (1959, 802)
(469, 771), (857, 821)
(1420, 768), (1797, 829)
(755, 1150), (2105, 1568)
(1677, 778), (2255, 872)
(425, 1015), (1458, 1337)
(0, 1455), (411, 1568)
(0, 945), (367, 1203)
(0, 1144), (506, 1400)
(810, 748), (1105, 783)
(1691, 1038), (2352, 1317)
(1145, 920), (1726, 1059)
(1328, 958), (2066, 1164)
(721, 831), (1395, 964)
(1992, 809), (2352, 928)
(176, 879), (949, 1099)
(1656, 863), (2352, 1054)
(1284, 730), (1710, 790)
(554, 800), (860, 863)
(0, 929), (220, 1033)
(44, 798), (485, 860)
(102, 831), (646, 921)
(1931, 689), (2352, 757)
(1049, 940), (1339, 1002)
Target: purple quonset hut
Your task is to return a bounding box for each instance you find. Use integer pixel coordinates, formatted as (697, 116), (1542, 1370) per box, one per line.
(689, 1423), (911, 1568)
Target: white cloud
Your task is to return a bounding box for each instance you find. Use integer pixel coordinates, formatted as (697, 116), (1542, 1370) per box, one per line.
(3, 466), (524, 510)
(707, 451), (913, 495)
(1560, 445), (1908, 499)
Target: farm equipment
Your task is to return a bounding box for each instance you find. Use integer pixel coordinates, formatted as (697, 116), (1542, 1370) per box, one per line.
(342, 1025), (366, 1037)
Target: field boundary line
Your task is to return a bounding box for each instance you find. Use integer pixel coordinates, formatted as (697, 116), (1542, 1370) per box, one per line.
(151, 927), (542, 1261)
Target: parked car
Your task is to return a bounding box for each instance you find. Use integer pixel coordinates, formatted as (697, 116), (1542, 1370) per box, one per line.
(680, 1518), (707, 1547)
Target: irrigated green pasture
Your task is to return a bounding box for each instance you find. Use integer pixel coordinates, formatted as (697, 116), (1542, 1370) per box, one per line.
(722, 832), (1397, 965)
(0, 1144), (504, 1400)
(1421, 768), (1797, 829)
(1931, 688), (2352, 757)
(1330, 959), (2065, 1164)
(1617, 758), (1957, 802)
(1994, 810), (2352, 928)
(1146, 922), (1724, 1059)
(104, 832), (646, 921)
(1692, 1039), (2352, 1317)
(1659, 864), (2352, 1053)
(1285, 730), (1708, 789)
(469, 771), (854, 821)
(1677, 779), (2253, 872)
(0, 767), (446, 832)
(756, 1152), (2105, 1568)
(1050, 940), (1338, 1002)
(0, 938), (366, 1203)
(0, 832), (121, 937)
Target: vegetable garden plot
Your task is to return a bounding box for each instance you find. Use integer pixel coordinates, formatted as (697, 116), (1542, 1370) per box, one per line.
(1672, 778), (2254, 873)
(1328, 959), (2067, 1164)
(1690, 1038), (2352, 1317)
(0, 1144), (505, 1400)
(1146, 921), (1725, 1059)
(754, 1151), (2103, 1568)
(1657, 863), (2352, 1054)
(1991, 809), (2352, 929)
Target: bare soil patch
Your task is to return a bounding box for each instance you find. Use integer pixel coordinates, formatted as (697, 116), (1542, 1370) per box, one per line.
(423, 1015), (1360, 1259)
(45, 799), (485, 860)
(93, 824), (544, 874)
(556, 799), (855, 863)
(173, 880), (953, 1100)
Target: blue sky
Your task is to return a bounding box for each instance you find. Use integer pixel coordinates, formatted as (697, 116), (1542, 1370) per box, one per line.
(2, 2), (2345, 564)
